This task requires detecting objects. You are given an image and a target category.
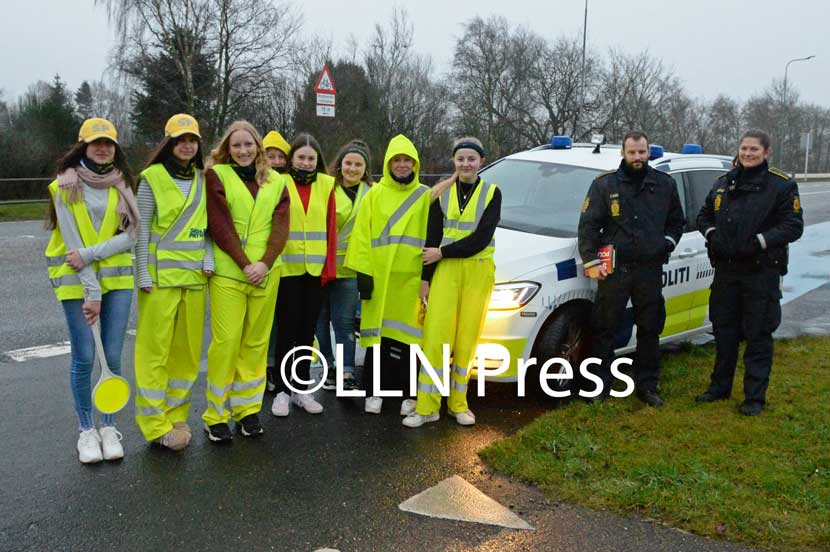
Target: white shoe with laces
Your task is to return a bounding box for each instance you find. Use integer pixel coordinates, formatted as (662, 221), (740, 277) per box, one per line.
(402, 412), (440, 428)
(364, 396), (383, 414)
(98, 426), (124, 460)
(400, 399), (417, 416)
(448, 409), (476, 426)
(272, 392), (290, 417)
(77, 428), (103, 464)
(291, 392), (324, 414)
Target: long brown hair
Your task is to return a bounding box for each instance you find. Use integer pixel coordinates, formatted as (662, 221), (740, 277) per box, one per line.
(144, 134), (205, 171)
(209, 120), (271, 186)
(46, 140), (135, 229)
(329, 139), (374, 187)
(288, 133), (328, 175)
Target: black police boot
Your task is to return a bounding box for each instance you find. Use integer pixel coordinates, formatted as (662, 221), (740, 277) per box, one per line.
(739, 401), (764, 416)
(695, 390), (730, 403)
(636, 389), (664, 407)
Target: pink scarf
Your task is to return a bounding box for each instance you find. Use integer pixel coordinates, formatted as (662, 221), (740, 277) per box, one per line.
(57, 164), (141, 237)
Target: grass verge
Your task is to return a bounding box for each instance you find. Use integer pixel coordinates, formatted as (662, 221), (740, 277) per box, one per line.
(0, 202), (49, 222)
(481, 337), (830, 551)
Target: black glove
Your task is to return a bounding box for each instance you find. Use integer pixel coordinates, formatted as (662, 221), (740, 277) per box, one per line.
(663, 239), (675, 264)
(737, 236), (761, 259)
(356, 272), (373, 300)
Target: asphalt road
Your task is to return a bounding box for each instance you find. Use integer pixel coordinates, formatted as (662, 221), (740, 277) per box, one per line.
(0, 184), (828, 551)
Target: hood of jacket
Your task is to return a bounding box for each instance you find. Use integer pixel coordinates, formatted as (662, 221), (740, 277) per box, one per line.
(380, 134), (420, 190)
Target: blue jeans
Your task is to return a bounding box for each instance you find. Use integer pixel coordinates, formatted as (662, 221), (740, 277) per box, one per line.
(315, 278), (358, 375)
(61, 289), (133, 430)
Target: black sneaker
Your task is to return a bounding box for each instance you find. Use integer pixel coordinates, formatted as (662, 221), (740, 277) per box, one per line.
(695, 390), (729, 403)
(238, 414), (264, 437)
(636, 389), (664, 407)
(321, 375), (337, 391)
(739, 401), (764, 416)
(204, 422), (233, 443)
(342, 375), (360, 391)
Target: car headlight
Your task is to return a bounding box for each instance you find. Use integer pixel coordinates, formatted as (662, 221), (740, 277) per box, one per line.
(488, 281), (541, 311)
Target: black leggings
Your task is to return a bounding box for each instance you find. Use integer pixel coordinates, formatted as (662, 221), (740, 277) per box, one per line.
(273, 274), (324, 393)
(361, 337), (413, 398)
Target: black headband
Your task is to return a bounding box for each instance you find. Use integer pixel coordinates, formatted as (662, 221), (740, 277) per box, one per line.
(452, 141), (485, 158)
(343, 146), (369, 165)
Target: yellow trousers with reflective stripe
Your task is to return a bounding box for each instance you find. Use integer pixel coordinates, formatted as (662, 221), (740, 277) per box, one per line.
(416, 258), (494, 416)
(135, 285), (206, 441)
(202, 273), (279, 425)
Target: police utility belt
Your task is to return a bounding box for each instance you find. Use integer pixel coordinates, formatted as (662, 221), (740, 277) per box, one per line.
(708, 246), (789, 274)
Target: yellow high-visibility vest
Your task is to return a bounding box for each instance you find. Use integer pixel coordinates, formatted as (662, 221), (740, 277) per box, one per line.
(439, 179), (497, 261)
(334, 181), (369, 279)
(210, 164), (285, 286)
(281, 173), (334, 277)
(141, 163), (207, 288)
(45, 180), (134, 300)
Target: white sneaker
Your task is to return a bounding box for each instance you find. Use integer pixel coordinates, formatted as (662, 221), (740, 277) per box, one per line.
(271, 392), (290, 417)
(400, 399), (417, 416)
(98, 426), (124, 460)
(402, 412), (440, 428)
(291, 393), (324, 414)
(449, 409), (476, 426)
(364, 396), (383, 414)
(77, 428), (103, 464)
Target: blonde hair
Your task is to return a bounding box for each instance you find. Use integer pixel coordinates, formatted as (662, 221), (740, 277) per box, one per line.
(210, 120), (271, 186)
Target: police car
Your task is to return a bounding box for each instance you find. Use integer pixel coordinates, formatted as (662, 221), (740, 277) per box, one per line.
(474, 136), (733, 388)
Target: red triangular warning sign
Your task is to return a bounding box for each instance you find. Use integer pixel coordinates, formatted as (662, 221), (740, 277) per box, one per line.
(314, 64), (337, 94)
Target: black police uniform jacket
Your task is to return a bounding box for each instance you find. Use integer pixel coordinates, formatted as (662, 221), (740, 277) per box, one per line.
(697, 162), (803, 274)
(578, 161), (686, 267)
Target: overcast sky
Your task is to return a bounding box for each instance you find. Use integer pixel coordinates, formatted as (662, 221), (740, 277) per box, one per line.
(2, 0), (828, 107)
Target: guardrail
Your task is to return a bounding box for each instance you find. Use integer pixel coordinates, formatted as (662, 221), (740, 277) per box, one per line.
(0, 178), (52, 205)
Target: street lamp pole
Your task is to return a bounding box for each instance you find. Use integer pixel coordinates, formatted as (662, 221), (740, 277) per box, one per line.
(576, 0), (588, 140)
(780, 55), (815, 169)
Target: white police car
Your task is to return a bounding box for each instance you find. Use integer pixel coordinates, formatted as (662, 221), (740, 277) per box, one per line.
(474, 136), (733, 387)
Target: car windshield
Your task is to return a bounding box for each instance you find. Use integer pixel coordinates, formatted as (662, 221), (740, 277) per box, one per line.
(481, 159), (603, 238)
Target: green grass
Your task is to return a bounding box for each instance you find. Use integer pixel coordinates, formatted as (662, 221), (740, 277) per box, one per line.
(0, 202), (49, 222)
(481, 337), (830, 551)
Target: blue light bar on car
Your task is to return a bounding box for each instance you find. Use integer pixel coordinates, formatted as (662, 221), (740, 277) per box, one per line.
(551, 135), (573, 149)
(649, 145), (665, 159)
(681, 143), (703, 154)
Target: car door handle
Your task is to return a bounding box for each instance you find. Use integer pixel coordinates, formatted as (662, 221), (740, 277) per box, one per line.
(677, 248), (699, 258)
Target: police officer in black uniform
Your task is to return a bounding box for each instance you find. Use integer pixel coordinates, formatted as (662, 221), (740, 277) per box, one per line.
(695, 129), (803, 416)
(578, 131), (686, 406)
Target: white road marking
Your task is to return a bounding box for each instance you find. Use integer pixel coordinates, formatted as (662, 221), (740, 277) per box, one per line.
(6, 341), (71, 362)
(399, 475), (534, 530)
(800, 190), (830, 196)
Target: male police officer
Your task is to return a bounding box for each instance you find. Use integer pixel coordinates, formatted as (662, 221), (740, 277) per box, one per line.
(578, 131), (686, 406)
(695, 129), (803, 416)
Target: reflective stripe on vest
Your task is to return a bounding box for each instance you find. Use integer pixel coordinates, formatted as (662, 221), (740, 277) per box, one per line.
(370, 185), (429, 249)
(141, 164), (207, 288)
(439, 180), (496, 260)
(282, 173), (334, 277)
(44, 180), (134, 300)
(210, 165), (285, 286)
(335, 182), (368, 278)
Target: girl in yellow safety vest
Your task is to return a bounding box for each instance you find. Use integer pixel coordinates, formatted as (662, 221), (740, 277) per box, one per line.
(262, 129), (291, 391)
(203, 121), (289, 442)
(270, 133), (337, 418)
(133, 114), (213, 451)
(45, 118), (140, 463)
(316, 140), (374, 392)
(403, 136), (501, 428)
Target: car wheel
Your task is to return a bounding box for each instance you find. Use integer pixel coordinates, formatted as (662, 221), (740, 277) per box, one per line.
(531, 303), (592, 394)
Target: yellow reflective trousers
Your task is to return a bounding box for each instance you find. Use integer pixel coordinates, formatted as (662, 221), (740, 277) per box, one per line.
(135, 286), (206, 441)
(416, 258), (495, 415)
(202, 273), (280, 425)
